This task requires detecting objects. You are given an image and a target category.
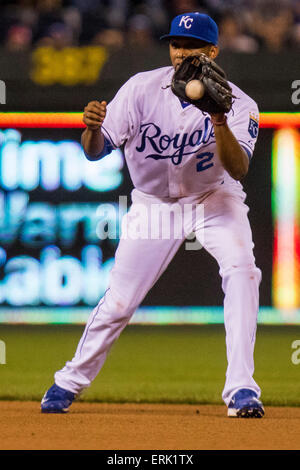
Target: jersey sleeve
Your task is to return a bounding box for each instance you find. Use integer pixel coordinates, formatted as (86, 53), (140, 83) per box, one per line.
(101, 76), (139, 150)
(227, 95), (260, 160)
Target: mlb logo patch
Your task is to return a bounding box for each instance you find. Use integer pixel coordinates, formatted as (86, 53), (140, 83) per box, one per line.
(248, 113), (259, 138)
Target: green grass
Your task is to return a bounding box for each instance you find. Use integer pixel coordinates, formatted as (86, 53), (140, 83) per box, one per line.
(0, 324), (299, 406)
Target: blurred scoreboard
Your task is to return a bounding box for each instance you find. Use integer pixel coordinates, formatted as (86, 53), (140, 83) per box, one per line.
(0, 115), (130, 308)
(0, 112), (299, 323)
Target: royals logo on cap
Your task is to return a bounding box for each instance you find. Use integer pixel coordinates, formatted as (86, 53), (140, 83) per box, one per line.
(178, 15), (194, 30)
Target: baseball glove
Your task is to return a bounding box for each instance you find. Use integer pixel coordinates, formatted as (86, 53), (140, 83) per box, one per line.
(171, 54), (234, 114)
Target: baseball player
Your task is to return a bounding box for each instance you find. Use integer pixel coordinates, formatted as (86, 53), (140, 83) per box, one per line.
(41, 12), (264, 418)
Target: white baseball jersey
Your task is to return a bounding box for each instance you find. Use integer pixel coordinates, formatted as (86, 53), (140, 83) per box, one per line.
(99, 66), (259, 198)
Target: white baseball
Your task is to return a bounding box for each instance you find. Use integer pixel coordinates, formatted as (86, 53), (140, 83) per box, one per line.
(185, 80), (205, 100)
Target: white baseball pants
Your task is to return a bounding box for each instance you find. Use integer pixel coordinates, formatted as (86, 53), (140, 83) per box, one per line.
(54, 186), (262, 405)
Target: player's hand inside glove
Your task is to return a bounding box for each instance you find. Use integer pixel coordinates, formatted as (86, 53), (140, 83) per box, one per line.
(171, 54), (235, 115)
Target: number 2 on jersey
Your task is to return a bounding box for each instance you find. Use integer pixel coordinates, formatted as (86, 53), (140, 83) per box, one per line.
(196, 152), (214, 172)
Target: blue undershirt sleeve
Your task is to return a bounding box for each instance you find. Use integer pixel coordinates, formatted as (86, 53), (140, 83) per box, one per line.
(84, 137), (114, 161)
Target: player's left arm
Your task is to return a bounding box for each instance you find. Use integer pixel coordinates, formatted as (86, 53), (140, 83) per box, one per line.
(211, 112), (249, 181)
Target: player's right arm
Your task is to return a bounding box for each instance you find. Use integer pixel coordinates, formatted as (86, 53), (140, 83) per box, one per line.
(81, 100), (107, 160)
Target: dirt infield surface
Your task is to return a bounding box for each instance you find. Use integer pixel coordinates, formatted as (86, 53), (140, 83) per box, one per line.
(1, 402), (300, 450)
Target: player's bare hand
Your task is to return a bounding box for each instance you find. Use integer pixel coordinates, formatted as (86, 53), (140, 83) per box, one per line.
(83, 100), (107, 130)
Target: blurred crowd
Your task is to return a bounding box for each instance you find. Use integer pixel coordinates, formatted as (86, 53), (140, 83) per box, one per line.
(0, 0), (299, 53)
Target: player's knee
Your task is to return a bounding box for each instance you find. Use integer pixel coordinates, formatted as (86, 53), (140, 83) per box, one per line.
(222, 262), (261, 281)
(115, 299), (132, 317)
(97, 289), (137, 323)
(110, 294), (137, 321)
(226, 246), (256, 270)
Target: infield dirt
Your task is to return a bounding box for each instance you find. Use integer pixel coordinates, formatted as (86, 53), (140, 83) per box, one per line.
(1, 401), (299, 450)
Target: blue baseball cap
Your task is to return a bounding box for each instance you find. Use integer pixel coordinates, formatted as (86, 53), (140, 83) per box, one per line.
(160, 12), (218, 45)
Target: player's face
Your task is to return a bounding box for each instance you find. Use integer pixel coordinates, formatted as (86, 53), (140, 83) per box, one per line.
(169, 38), (219, 70)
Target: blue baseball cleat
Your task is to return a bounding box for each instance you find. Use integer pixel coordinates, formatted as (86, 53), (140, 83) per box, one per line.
(41, 384), (76, 413)
(227, 388), (265, 418)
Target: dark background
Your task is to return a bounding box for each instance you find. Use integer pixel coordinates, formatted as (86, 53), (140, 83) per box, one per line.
(0, 47), (299, 112)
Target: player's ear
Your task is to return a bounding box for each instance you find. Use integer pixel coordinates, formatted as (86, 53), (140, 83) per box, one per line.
(209, 45), (219, 59)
